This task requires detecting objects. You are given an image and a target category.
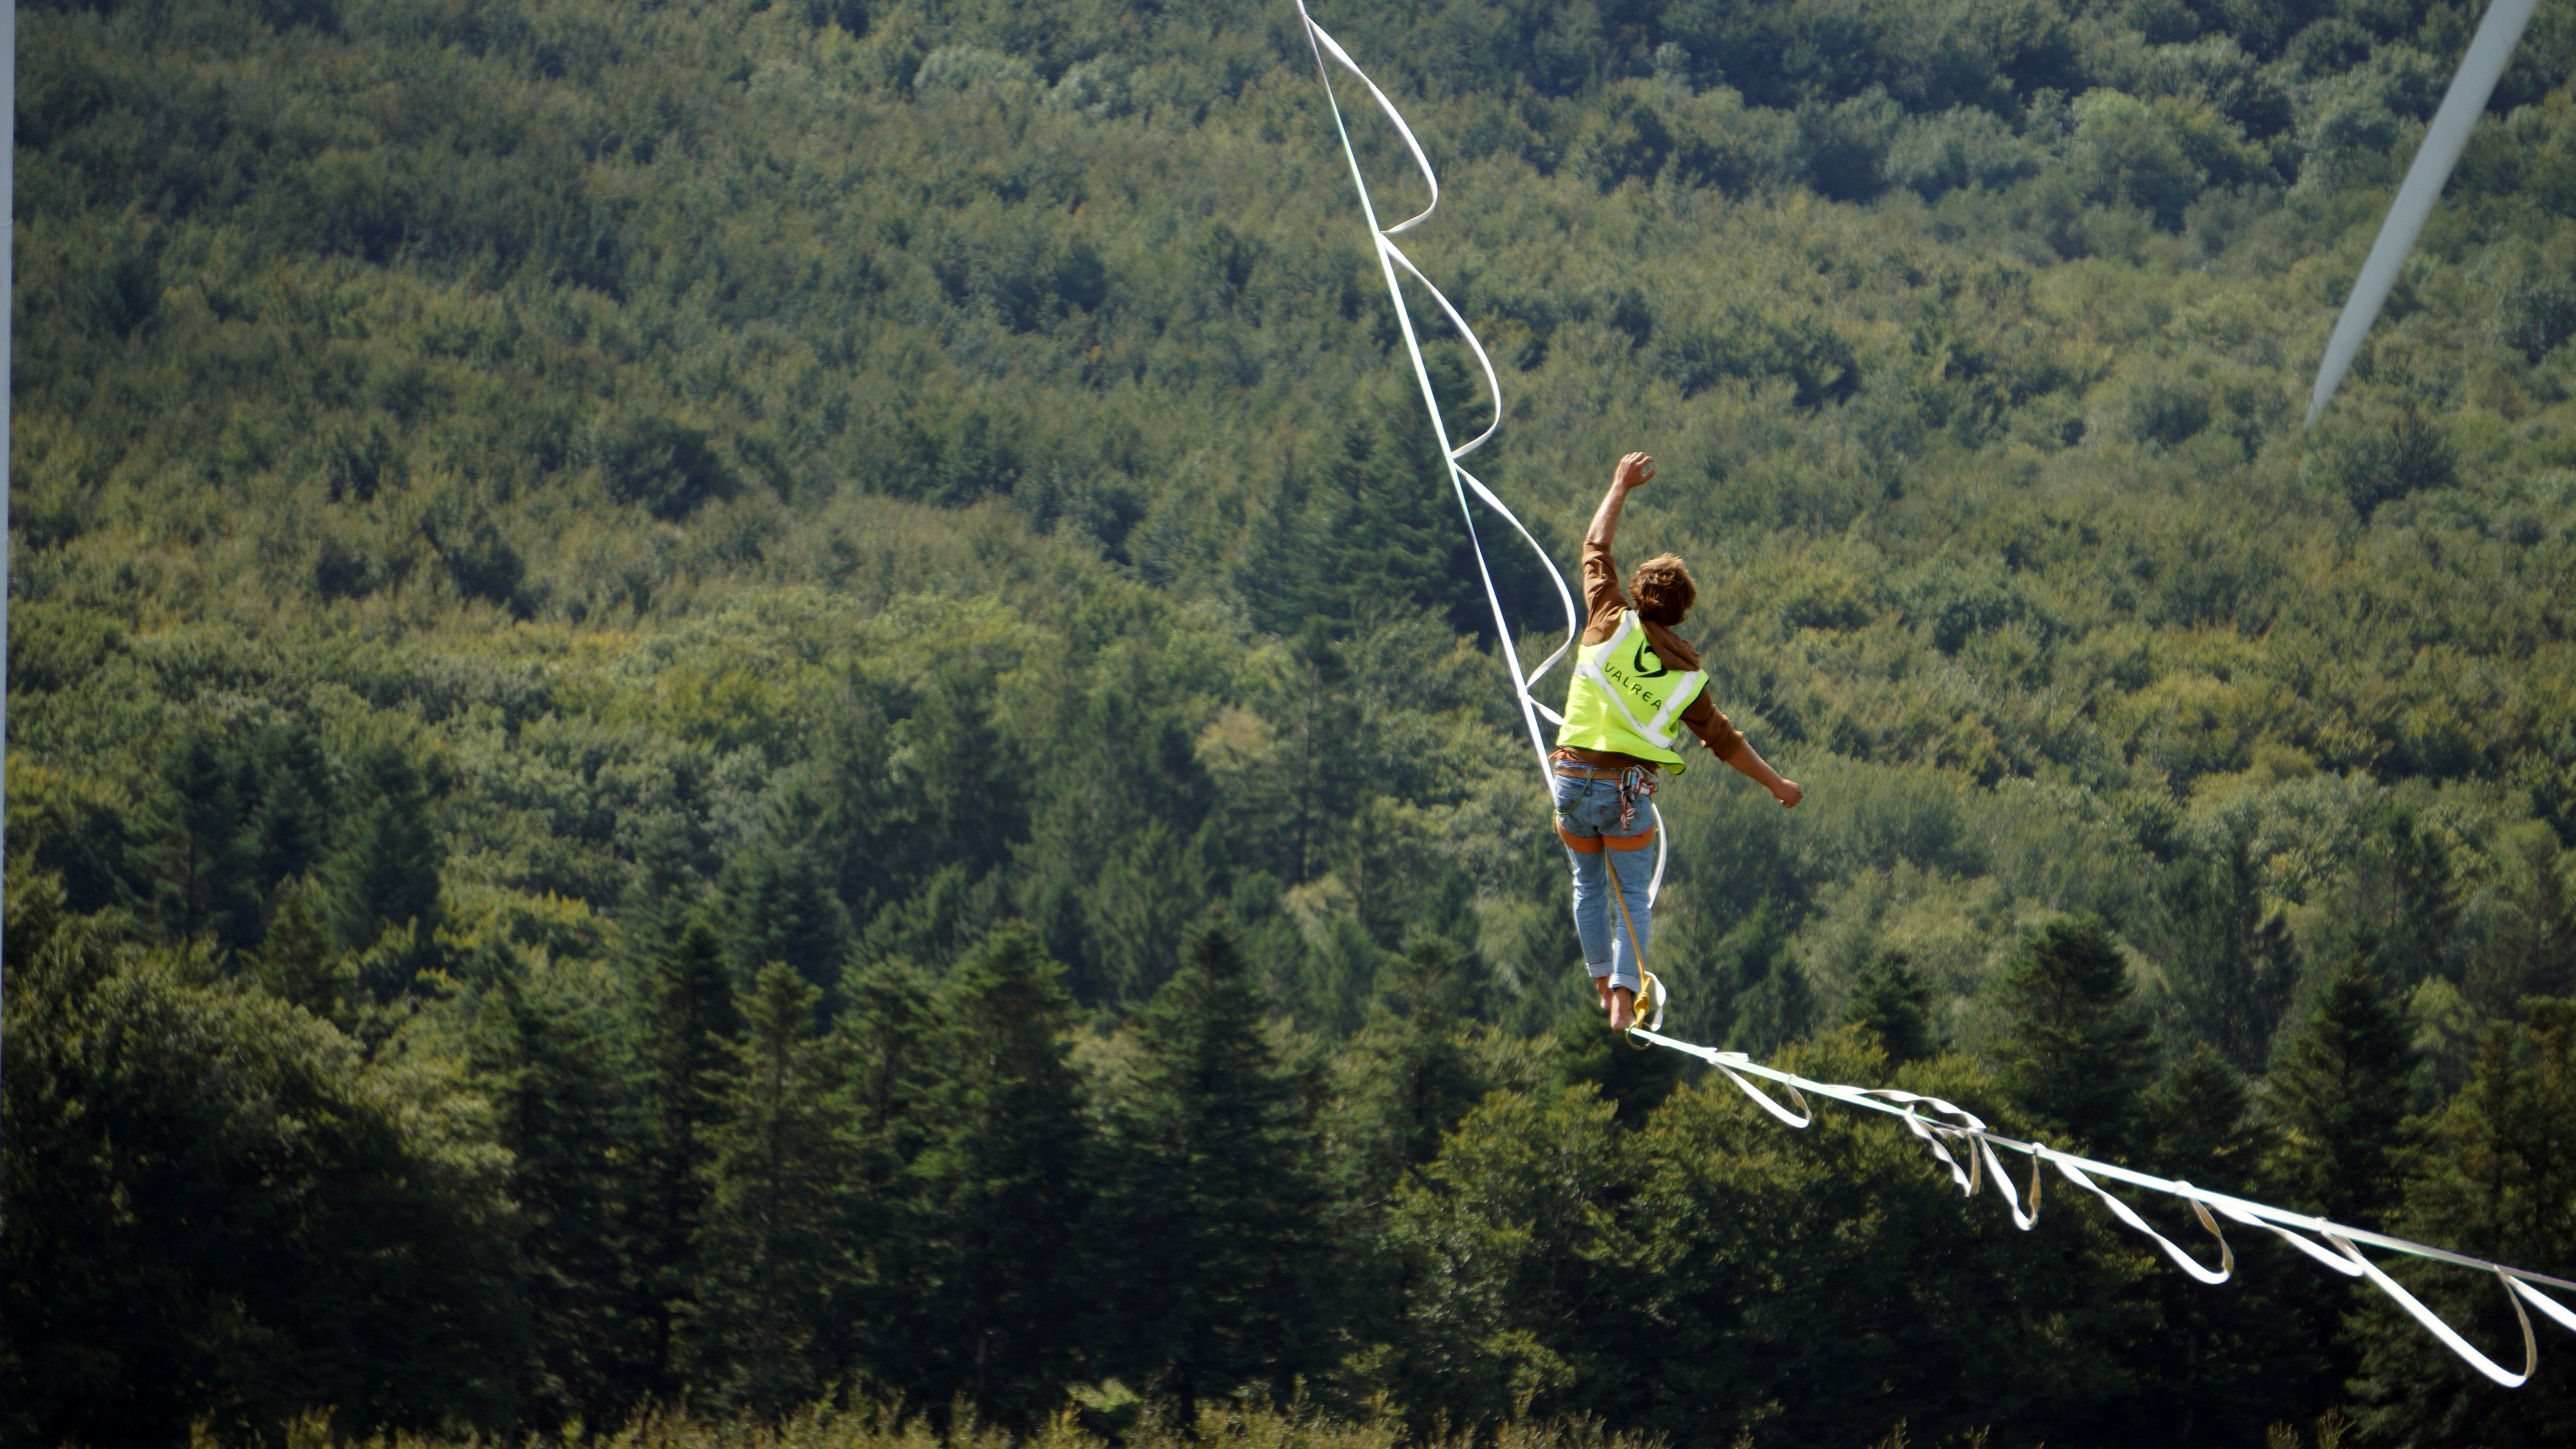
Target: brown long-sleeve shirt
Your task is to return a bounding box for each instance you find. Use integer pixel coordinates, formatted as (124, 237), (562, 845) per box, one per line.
(1557, 537), (1744, 770)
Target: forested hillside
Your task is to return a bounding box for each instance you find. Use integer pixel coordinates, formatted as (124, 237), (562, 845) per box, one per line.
(6, 0), (2576, 1441)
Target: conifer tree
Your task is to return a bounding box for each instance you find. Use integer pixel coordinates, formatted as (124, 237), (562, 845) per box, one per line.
(328, 748), (446, 994)
(834, 953), (935, 1393)
(2132, 1044), (2315, 1445)
(1720, 897), (1814, 1054)
(1995, 915), (2155, 1157)
(473, 970), (645, 1428)
(1090, 926), (1330, 1423)
(2349, 1001), (2576, 1447)
(2464, 822), (2576, 1016)
(682, 962), (855, 1416)
(631, 919), (742, 1400)
(905, 923), (1091, 1429)
(1324, 937), (1500, 1389)
(1546, 994), (1687, 1126)
(2258, 954), (2420, 1416)
(1844, 949), (1935, 1062)
(1331, 935), (1493, 1206)
(133, 726), (254, 949)
(250, 883), (348, 1022)
(2155, 828), (2297, 1071)
(909, 664), (1026, 882)
(717, 839), (852, 1000)
(2330, 803), (2462, 987)
(2265, 953), (2416, 1226)
(243, 725), (333, 903)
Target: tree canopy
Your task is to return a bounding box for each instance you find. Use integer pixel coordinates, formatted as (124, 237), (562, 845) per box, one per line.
(9, 0), (2576, 1440)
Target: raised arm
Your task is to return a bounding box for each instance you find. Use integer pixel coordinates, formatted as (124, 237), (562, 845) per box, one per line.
(1725, 738), (1804, 808)
(1586, 451), (1656, 550)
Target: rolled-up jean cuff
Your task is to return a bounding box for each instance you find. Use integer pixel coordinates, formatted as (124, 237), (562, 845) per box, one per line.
(1589, 964), (1642, 994)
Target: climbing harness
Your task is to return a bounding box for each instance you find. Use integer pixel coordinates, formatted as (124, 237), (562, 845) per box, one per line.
(1615, 767), (1654, 834)
(1292, 0), (2576, 1385)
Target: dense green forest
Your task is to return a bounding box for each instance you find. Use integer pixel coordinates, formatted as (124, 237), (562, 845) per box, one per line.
(7, 0), (2576, 1440)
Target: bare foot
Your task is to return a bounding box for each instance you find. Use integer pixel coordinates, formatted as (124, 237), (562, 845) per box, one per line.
(1608, 986), (1636, 1032)
(1594, 976), (1613, 1012)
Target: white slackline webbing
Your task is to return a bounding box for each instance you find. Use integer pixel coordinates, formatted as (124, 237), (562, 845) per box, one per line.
(1634, 1025), (2576, 1387)
(2307, 0), (2543, 425)
(1293, 0), (1671, 903)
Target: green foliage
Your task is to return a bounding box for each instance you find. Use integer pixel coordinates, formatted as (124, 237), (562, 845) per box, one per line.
(1091, 928), (1331, 1420)
(2130, 1045), (2321, 1443)
(2349, 1000), (2576, 1445)
(14, 0), (2576, 1434)
(684, 962), (858, 1416)
(904, 924), (1092, 1429)
(0, 874), (523, 1446)
(470, 962), (647, 1426)
(633, 919), (744, 1397)
(1375, 1083), (1632, 1429)
(2265, 954), (2416, 1225)
(1844, 948), (1938, 1060)
(2148, 823), (2298, 1070)
(1994, 915), (2157, 1155)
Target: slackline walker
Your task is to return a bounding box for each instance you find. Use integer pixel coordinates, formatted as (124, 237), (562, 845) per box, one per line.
(1289, 0), (2576, 1387)
(1287, 1), (1803, 1040)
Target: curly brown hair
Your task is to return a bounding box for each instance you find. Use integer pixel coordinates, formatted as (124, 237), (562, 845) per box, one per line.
(1630, 553), (1697, 626)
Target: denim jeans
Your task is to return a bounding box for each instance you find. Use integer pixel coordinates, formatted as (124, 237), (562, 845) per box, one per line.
(1553, 771), (1658, 994)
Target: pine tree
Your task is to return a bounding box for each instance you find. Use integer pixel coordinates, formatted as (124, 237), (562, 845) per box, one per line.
(909, 664), (1026, 882)
(2155, 828), (2298, 1071)
(2258, 954), (2419, 1419)
(2132, 1044), (2315, 1446)
(2349, 1001), (2576, 1447)
(2330, 803), (2461, 987)
(249, 882), (349, 1023)
(1994, 915), (2155, 1158)
(2264, 954), (2416, 1227)
(1719, 896), (1813, 1055)
(631, 919), (742, 1400)
(717, 839), (852, 1001)
(1844, 949), (1935, 1063)
(2464, 822), (2576, 1017)
(473, 971), (645, 1428)
(1090, 926), (1331, 1424)
(328, 748), (446, 994)
(681, 962), (855, 1416)
(834, 953), (935, 1394)
(1547, 994), (1687, 1127)
(243, 725), (332, 902)
(1331, 935), (1494, 1206)
(905, 923), (1091, 1429)
(1324, 937), (1499, 1391)
(133, 726), (254, 949)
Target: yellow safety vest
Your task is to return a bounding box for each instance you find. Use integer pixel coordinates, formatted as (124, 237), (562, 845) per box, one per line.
(1554, 610), (1707, 769)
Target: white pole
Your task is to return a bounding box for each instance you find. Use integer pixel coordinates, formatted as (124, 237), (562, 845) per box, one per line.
(2307, 0), (2542, 425)
(2, 0), (19, 1167)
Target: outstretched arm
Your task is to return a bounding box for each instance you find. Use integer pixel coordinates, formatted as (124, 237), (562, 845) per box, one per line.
(1586, 451), (1656, 550)
(1726, 739), (1803, 808)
